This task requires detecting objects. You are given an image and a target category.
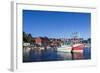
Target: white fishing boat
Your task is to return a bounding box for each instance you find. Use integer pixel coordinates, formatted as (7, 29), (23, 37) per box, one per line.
(57, 45), (72, 52)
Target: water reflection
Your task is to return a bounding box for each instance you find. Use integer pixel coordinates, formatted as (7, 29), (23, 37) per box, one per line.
(23, 48), (91, 62)
(72, 52), (83, 60)
(57, 52), (72, 60)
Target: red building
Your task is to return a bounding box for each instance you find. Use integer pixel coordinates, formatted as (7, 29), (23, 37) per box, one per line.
(35, 37), (42, 45)
(34, 37), (50, 46)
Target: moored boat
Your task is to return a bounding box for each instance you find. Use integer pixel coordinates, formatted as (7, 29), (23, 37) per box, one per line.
(57, 45), (72, 52)
(72, 44), (84, 52)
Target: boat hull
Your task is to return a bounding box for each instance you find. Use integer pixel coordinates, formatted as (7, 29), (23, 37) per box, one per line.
(57, 46), (72, 52)
(72, 44), (84, 53)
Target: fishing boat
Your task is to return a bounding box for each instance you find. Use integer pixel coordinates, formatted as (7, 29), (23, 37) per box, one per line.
(72, 43), (84, 52)
(57, 45), (72, 52)
(70, 32), (85, 52)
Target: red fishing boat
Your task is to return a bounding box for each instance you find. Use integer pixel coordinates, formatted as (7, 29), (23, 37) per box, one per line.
(72, 44), (84, 52)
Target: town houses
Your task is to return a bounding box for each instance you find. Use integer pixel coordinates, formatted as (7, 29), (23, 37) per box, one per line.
(23, 36), (62, 51)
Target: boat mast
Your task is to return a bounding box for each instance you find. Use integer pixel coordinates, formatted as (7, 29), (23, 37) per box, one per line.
(72, 32), (78, 44)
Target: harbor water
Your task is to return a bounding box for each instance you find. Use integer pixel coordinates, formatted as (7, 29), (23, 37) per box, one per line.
(23, 48), (91, 62)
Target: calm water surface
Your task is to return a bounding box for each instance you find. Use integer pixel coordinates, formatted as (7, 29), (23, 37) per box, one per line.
(23, 48), (91, 62)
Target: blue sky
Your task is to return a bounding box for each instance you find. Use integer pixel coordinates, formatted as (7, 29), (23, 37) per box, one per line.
(23, 10), (91, 39)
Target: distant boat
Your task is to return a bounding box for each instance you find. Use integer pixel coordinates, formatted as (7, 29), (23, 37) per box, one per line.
(72, 44), (84, 53)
